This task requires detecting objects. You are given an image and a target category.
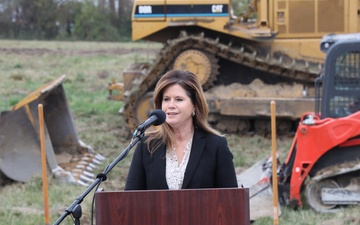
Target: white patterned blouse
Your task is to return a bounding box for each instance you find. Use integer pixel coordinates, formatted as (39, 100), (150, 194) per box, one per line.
(165, 135), (194, 190)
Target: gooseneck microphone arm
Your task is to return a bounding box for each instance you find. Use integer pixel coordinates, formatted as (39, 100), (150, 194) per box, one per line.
(53, 110), (166, 225)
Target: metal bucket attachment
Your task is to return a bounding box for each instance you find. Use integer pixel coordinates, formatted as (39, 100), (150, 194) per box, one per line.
(237, 155), (281, 221)
(0, 75), (105, 186)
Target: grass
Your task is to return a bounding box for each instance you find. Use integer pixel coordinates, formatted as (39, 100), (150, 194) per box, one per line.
(0, 40), (359, 225)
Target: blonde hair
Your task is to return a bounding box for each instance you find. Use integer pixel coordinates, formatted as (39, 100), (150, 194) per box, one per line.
(145, 70), (222, 153)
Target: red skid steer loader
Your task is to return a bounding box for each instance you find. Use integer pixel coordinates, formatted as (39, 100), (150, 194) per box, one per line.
(238, 33), (360, 220)
(0, 75), (104, 186)
(277, 33), (360, 212)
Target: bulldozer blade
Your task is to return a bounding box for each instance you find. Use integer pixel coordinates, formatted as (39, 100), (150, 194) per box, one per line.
(237, 155), (281, 221)
(0, 75), (105, 186)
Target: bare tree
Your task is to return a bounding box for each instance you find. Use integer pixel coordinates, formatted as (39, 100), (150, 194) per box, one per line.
(109, 0), (116, 15)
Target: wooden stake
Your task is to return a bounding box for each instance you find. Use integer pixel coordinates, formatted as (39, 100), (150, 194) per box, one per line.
(38, 104), (50, 225)
(271, 101), (279, 225)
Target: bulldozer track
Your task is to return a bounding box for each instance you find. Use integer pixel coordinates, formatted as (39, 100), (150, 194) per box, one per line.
(123, 31), (323, 133)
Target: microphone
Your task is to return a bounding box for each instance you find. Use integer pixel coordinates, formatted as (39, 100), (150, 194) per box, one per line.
(136, 110), (166, 131)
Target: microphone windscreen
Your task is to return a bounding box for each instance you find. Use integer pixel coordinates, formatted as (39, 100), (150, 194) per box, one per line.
(150, 110), (166, 126)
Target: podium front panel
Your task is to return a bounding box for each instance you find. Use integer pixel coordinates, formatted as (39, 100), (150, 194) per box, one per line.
(95, 188), (250, 225)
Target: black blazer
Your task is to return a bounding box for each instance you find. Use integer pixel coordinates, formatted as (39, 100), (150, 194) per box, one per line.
(125, 129), (238, 190)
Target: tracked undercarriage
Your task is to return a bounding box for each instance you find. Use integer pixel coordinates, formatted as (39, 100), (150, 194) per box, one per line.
(305, 163), (360, 213)
(120, 31), (321, 134)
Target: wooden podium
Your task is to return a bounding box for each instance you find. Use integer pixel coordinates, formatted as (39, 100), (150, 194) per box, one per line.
(95, 188), (250, 225)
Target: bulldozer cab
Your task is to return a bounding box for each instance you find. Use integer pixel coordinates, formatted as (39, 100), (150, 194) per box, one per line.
(0, 75), (104, 186)
(317, 33), (360, 119)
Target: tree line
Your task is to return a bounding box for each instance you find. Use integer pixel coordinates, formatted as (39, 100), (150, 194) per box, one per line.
(0, 0), (250, 42)
(0, 0), (132, 41)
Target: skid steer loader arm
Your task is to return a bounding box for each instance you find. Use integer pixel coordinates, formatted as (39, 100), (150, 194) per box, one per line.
(0, 75), (105, 186)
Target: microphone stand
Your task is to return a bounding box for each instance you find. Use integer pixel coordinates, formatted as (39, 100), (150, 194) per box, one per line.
(53, 129), (145, 225)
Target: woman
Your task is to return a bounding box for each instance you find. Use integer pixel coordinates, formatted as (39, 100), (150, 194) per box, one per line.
(125, 70), (238, 190)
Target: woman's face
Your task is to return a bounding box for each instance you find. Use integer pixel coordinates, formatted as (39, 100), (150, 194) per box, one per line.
(161, 84), (194, 129)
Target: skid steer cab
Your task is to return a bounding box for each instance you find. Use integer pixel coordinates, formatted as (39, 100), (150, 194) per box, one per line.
(0, 75), (104, 186)
(277, 33), (360, 212)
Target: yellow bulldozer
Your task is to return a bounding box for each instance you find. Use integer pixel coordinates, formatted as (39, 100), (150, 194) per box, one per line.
(109, 0), (360, 135)
(0, 76), (104, 186)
